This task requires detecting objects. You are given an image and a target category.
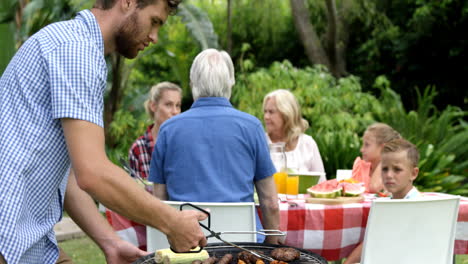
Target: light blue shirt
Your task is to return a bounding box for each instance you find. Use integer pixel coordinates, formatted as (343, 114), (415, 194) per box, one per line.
(0, 10), (106, 264)
(149, 97), (276, 241)
(402, 186), (421, 199)
(387, 186), (422, 199)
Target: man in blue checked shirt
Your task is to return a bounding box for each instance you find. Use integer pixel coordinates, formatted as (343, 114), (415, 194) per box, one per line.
(0, 0), (207, 263)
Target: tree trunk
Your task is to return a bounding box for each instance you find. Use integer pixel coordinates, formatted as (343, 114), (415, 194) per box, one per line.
(104, 54), (124, 147)
(334, 0), (353, 77)
(15, 0), (28, 47)
(290, 0), (331, 69)
(325, 0), (339, 76)
(226, 0), (232, 54)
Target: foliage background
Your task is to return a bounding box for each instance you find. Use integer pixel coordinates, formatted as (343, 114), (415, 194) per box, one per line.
(1, 0), (467, 195)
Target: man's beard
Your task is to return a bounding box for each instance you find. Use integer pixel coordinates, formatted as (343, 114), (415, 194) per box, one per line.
(115, 12), (141, 59)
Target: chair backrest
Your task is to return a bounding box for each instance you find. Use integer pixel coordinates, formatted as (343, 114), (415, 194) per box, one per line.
(361, 196), (460, 264)
(147, 201), (257, 252)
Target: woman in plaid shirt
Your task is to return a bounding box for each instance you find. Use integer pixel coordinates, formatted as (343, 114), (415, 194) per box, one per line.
(129, 82), (182, 181)
(106, 82), (182, 250)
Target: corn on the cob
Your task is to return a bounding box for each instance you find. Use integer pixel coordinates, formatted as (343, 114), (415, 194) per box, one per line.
(154, 248), (209, 264)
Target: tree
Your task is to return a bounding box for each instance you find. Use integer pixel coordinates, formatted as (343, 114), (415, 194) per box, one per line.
(0, 23), (15, 74)
(346, 0), (468, 110)
(289, 0), (351, 77)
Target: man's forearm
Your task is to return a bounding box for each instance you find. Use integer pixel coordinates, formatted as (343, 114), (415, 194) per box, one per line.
(62, 119), (207, 253)
(259, 198), (280, 244)
(75, 162), (177, 235)
(64, 170), (121, 251)
(255, 177), (280, 229)
(259, 200), (280, 229)
(62, 118), (177, 235)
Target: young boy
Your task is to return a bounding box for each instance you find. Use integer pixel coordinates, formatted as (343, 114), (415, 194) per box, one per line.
(344, 138), (421, 263)
(380, 138), (421, 199)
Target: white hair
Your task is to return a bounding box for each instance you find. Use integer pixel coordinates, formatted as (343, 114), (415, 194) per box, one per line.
(190, 49), (235, 100)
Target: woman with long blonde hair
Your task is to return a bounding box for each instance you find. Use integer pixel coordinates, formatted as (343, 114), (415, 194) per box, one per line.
(263, 89), (326, 182)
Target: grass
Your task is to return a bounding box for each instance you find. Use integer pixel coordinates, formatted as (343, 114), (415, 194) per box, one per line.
(60, 236), (468, 264)
(59, 237), (106, 264)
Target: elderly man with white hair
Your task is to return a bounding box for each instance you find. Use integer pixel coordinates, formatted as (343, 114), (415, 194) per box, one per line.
(149, 49), (280, 244)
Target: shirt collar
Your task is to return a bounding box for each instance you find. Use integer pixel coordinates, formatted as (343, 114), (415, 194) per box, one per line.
(390, 186), (421, 199)
(191, 97), (233, 109)
(76, 10), (104, 55)
(404, 186), (421, 199)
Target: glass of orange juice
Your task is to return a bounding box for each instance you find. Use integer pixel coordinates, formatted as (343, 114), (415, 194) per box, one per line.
(274, 171), (287, 194)
(286, 174), (299, 198)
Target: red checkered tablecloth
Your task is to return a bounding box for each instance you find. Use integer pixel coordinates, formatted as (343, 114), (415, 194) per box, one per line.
(278, 193), (468, 261)
(106, 192), (468, 259)
(105, 209), (147, 250)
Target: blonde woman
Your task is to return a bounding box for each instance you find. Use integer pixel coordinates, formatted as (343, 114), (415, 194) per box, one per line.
(263, 89), (326, 182)
(129, 82), (182, 180)
(107, 82), (182, 251)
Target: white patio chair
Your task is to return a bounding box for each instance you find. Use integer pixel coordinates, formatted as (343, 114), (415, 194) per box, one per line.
(147, 201), (257, 252)
(361, 196), (460, 264)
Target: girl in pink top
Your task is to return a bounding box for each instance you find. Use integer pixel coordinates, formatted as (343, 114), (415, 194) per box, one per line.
(352, 123), (401, 193)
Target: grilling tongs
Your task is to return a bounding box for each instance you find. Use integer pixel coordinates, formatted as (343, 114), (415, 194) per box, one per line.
(173, 203), (285, 262)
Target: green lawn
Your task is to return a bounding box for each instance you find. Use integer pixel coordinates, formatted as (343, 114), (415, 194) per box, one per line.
(60, 236), (468, 264)
(59, 237), (105, 264)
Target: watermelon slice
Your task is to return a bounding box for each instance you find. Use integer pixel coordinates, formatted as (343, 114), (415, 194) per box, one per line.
(340, 182), (365, 197)
(307, 179), (342, 198)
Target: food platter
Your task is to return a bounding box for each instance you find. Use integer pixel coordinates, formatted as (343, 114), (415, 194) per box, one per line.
(305, 196), (364, 205)
(132, 243), (327, 264)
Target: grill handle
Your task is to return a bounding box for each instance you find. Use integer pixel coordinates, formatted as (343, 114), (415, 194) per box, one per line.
(218, 230), (286, 236)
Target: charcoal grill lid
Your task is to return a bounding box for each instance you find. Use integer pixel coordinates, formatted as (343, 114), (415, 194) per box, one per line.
(133, 242), (327, 264)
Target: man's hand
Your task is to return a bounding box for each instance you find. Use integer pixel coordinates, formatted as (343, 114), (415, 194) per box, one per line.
(103, 239), (149, 264)
(166, 210), (208, 252)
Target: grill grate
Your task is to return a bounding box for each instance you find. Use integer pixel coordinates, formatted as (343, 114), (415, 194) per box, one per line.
(133, 243), (327, 264)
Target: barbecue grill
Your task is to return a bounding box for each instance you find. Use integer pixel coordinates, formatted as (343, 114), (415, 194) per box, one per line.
(132, 243), (328, 264)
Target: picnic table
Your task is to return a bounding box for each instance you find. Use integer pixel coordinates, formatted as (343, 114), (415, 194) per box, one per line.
(277, 192), (468, 261)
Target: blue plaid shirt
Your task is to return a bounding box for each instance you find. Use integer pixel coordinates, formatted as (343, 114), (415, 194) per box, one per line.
(0, 10), (106, 264)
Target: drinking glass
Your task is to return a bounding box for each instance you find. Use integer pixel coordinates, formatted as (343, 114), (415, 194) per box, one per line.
(286, 175), (299, 198)
(269, 143), (287, 194)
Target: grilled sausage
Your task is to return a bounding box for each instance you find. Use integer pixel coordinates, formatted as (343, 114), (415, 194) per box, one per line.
(217, 254), (233, 264)
(271, 248), (300, 262)
(202, 256), (218, 264)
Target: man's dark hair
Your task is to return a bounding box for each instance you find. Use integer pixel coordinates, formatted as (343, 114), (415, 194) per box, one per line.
(94, 0), (181, 14)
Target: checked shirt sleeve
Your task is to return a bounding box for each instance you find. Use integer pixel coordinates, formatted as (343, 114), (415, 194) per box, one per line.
(47, 41), (106, 127)
(129, 138), (150, 180)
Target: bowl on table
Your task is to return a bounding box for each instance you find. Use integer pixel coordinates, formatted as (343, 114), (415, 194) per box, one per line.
(288, 171), (325, 194)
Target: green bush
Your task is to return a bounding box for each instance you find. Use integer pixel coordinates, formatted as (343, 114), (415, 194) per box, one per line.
(106, 108), (149, 165)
